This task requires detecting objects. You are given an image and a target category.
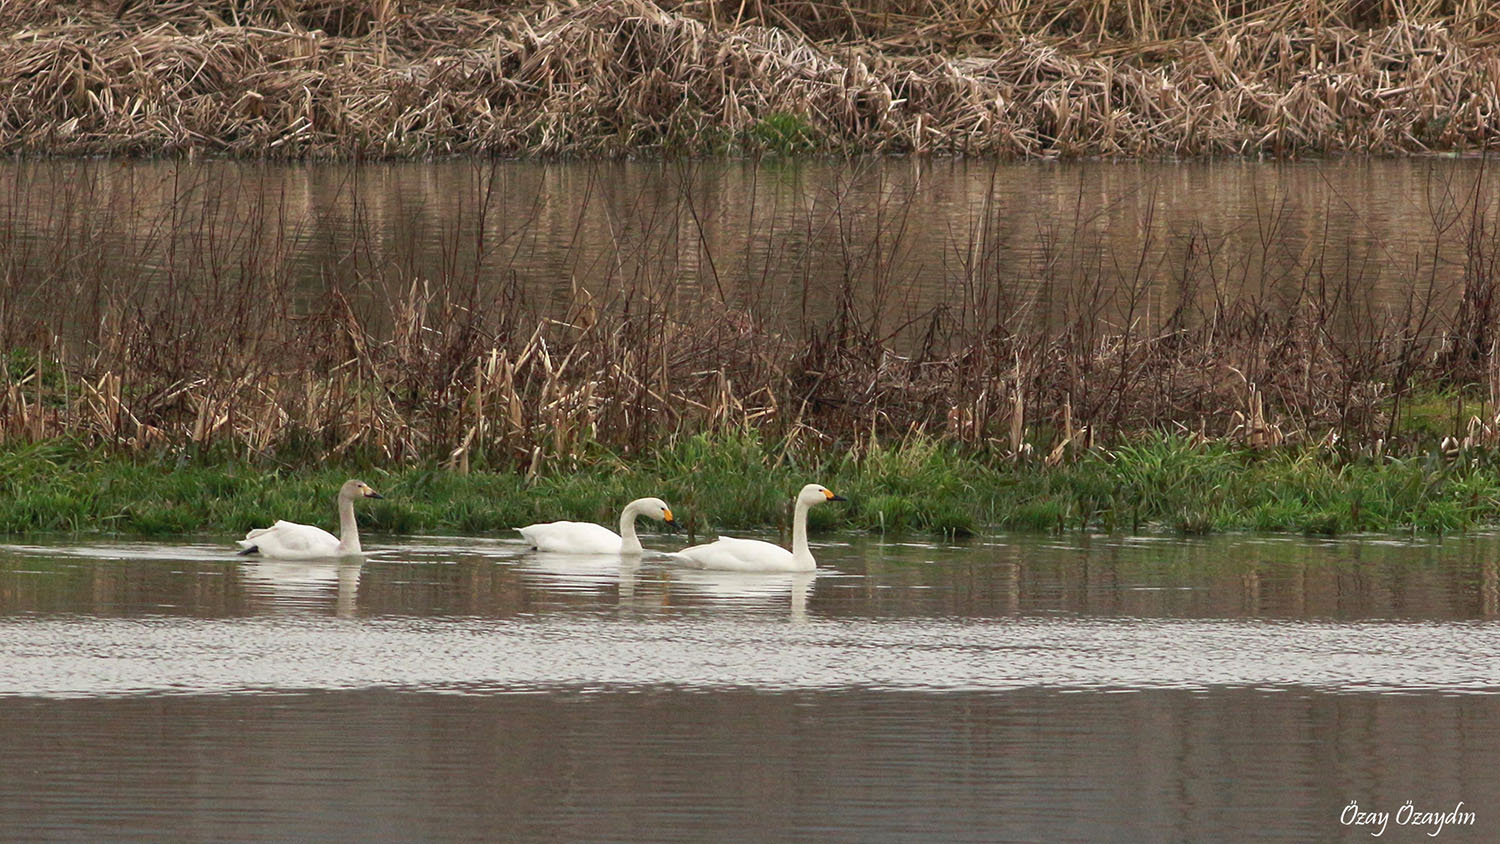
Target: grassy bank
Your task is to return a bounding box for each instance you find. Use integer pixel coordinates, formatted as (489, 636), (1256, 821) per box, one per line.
(3, 432), (1497, 540)
(2, 0), (1498, 157)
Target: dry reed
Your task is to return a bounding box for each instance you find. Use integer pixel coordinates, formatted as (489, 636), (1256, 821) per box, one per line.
(0, 0), (1496, 158)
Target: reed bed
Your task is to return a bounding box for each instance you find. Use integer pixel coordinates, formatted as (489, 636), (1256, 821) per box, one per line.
(0, 158), (1498, 536)
(1, 0), (1497, 157)
(1, 159), (1498, 474)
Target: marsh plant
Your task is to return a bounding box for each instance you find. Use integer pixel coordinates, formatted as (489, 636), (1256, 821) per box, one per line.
(0, 1), (1497, 158)
(4, 430), (1500, 538)
(2, 159), (1500, 474)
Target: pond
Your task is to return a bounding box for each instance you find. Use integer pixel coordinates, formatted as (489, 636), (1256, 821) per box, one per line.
(1, 532), (1496, 842)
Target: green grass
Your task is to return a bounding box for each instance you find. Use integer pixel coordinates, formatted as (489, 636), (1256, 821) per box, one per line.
(3, 431), (1500, 540)
(1394, 389), (1485, 443)
(742, 113), (821, 155)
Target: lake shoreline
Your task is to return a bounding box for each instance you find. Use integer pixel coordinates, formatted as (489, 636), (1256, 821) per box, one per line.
(5, 1), (1497, 159)
(2, 433), (1496, 539)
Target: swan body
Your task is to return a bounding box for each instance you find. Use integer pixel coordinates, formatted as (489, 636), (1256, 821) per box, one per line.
(675, 484), (845, 572)
(518, 497), (676, 554)
(236, 479), (384, 560)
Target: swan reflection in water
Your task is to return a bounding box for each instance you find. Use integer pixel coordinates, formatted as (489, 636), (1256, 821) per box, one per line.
(238, 559), (363, 617)
(518, 549), (816, 620)
(657, 568), (817, 621)
(515, 549), (647, 597)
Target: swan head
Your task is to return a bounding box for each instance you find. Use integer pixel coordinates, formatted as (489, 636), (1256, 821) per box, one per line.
(340, 479), (384, 501)
(636, 497), (677, 530)
(798, 483), (846, 507)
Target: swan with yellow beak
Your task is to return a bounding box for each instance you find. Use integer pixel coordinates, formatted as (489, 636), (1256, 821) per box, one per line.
(674, 483), (846, 572)
(518, 497), (677, 555)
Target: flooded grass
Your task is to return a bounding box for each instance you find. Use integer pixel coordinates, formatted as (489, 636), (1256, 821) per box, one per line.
(2, 1), (1498, 157)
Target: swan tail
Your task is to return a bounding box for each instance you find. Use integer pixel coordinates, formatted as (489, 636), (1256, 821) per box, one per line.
(237, 524), (277, 555)
(516, 526), (541, 548)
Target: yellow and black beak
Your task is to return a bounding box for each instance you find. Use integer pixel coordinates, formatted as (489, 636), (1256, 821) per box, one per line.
(825, 490), (847, 502)
(365, 489), (384, 499)
(662, 509), (680, 532)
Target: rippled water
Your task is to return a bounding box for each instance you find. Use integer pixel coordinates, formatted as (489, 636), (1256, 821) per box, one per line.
(1, 533), (1498, 841)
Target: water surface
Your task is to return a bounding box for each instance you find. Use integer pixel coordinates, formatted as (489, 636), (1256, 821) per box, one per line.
(0, 533), (1496, 842)
(4, 158), (1496, 346)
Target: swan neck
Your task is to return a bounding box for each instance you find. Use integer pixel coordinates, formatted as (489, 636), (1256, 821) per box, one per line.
(792, 498), (812, 564)
(337, 492), (361, 554)
(619, 501), (643, 554)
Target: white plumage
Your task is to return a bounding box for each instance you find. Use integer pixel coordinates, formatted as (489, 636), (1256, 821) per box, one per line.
(674, 483), (845, 572)
(236, 479), (384, 560)
(518, 497), (676, 554)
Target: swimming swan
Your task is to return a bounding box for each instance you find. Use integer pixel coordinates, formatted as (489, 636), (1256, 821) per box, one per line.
(236, 479), (384, 560)
(674, 483), (845, 572)
(518, 497), (677, 554)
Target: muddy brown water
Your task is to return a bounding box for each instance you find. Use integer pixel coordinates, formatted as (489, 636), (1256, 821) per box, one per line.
(0, 532), (1497, 842)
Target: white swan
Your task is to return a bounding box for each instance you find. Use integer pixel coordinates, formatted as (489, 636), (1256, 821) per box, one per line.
(235, 479), (384, 560)
(674, 483), (845, 572)
(517, 497), (676, 554)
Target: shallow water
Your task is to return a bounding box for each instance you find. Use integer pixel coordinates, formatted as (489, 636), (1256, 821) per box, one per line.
(1, 533), (1497, 841)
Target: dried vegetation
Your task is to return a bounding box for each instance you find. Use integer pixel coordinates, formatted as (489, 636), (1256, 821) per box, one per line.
(1, 0), (1498, 157)
(2, 160), (1500, 470)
